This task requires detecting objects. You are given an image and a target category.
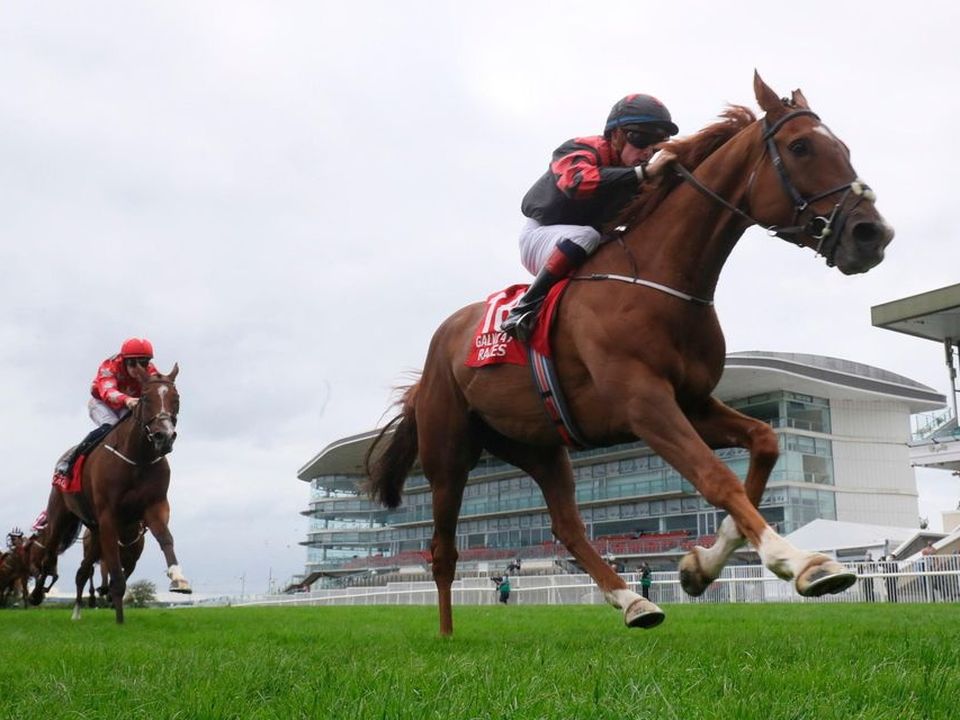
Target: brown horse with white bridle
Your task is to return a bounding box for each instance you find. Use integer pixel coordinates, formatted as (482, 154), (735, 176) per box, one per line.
(32, 365), (191, 622)
(366, 73), (893, 636)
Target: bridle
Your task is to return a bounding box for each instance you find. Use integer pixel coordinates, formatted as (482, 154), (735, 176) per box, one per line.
(104, 379), (178, 467)
(138, 379), (178, 445)
(674, 108), (877, 267)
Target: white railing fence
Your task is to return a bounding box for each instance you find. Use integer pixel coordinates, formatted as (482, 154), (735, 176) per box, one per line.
(231, 557), (960, 608)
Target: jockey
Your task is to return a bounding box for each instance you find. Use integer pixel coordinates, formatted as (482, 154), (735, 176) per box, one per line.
(501, 94), (680, 342)
(54, 338), (159, 479)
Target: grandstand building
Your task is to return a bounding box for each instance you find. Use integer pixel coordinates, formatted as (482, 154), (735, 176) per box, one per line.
(296, 351), (944, 580)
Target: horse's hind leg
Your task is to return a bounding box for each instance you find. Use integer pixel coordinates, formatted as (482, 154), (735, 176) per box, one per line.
(484, 432), (664, 629)
(417, 375), (482, 636)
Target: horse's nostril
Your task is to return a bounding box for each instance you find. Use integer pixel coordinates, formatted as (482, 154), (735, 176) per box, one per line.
(852, 221), (883, 246)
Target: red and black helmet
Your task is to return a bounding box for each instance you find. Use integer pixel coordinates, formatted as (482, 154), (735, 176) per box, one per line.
(604, 94), (679, 138)
(120, 337), (154, 359)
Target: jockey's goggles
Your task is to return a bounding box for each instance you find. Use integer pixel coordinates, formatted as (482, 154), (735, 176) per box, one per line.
(124, 357), (151, 367)
(624, 129), (666, 150)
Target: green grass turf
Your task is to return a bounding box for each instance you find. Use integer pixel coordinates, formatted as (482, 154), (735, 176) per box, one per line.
(1, 603), (958, 719)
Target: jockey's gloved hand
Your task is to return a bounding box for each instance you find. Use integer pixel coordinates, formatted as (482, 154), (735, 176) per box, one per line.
(640, 150), (678, 182)
(125, 397), (139, 410)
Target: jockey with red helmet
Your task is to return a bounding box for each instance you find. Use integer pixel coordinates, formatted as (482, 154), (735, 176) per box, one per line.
(501, 94), (680, 342)
(54, 338), (159, 478)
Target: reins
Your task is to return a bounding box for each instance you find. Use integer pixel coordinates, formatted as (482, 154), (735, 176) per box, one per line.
(674, 109), (877, 266)
(104, 378), (178, 468)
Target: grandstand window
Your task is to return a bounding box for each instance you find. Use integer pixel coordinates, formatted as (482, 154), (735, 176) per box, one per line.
(664, 514), (697, 532)
(619, 458), (637, 473)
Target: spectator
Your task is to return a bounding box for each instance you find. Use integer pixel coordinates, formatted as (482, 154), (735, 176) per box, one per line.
(860, 552), (876, 602)
(640, 562), (653, 600)
(497, 574), (511, 604)
(880, 555), (899, 603)
(920, 541), (936, 602)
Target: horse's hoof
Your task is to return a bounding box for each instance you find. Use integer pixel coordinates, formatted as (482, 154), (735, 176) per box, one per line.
(678, 550), (714, 597)
(796, 558), (857, 597)
(169, 580), (192, 594)
(624, 598), (665, 629)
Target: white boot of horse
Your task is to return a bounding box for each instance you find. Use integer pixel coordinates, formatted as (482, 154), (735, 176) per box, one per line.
(606, 588), (665, 629)
(679, 515), (745, 596)
(680, 517), (856, 598)
(757, 528), (856, 596)
(167, 564), (192, 593)
(71, 602), (83, 621)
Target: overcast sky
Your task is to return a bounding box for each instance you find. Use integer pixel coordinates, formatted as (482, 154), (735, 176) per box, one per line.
(2, 2), (958, 598)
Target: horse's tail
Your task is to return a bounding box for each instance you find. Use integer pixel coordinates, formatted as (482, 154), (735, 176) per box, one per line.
(57, 515), (82, 555)
(364, 383), (420, 509)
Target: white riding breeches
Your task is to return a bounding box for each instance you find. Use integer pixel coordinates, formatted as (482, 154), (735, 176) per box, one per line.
(518, 217), (602, 275)
(88, 398), (122, 427)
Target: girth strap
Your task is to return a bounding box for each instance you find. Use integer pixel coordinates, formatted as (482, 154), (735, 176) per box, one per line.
(527, 346), (592, 449)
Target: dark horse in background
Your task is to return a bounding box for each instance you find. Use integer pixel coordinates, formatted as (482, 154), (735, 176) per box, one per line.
(367, 73), (893, 636)
(32, 365), (191, 623)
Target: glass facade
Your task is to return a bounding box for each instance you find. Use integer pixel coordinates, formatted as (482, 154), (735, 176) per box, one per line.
(302, 391), (840, 570)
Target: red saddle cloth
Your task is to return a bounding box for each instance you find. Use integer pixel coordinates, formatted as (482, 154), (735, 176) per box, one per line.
(465, 280), (571, 368)
(52, 455), (86, 494)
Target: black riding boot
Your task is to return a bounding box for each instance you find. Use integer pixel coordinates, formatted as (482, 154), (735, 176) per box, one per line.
(500, 266), (563, 343)
(55, 423), (114, 476)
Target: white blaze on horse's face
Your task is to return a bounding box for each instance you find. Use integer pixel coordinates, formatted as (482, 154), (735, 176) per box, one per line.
(156, 386), (177, 436)
(144, 382), (178, 455)
(812, 126), (835, 141)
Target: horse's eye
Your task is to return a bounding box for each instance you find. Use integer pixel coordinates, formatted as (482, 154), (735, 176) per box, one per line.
(788, 138), (809, 156)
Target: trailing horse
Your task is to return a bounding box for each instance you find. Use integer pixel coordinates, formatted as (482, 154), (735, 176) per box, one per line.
(366, 73), (893, 636)
(32, 365), (191, 623)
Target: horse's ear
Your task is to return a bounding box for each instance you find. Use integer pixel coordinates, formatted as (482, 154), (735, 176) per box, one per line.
(168, 363), (179, 381)
(790, 88), (810, 109)
(753, 70), (785, 120)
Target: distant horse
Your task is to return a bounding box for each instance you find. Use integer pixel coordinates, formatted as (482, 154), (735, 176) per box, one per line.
(0, 531), (30, 608)
(32, 365), (191, 623)
(72, 522), (146, 620)
(366, 73), (893, 636)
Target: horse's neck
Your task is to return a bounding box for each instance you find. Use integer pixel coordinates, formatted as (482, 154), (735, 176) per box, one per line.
(112, 416), (148, 460)
(620, 125), (764, 299)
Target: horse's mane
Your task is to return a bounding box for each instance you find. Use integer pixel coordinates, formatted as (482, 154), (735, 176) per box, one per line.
(611, 105), (757, 231)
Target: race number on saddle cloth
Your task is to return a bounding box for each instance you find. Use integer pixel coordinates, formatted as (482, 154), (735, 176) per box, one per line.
(465, 281), (572, 368)
(52, 454), (87, 494)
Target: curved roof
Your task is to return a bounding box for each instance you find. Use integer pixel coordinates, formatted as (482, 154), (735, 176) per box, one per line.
(719, 351), (943, 410)
(300, 351), (945, 481)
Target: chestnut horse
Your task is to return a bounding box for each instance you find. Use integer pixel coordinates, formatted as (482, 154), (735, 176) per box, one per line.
(32, 365), (191, 622)
(366, 73), (893, 636)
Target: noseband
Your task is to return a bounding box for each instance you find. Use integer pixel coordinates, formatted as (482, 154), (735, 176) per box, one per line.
(675, 108), (877, 266)
(137, 380), (178, 436)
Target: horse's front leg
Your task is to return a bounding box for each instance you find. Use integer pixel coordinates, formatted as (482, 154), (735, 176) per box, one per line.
(73, 553), (96, 620)
(628, 382), (855, 598)
(144, 501), (191, 593)
(96, 517), (126, 623)
(678, 397), (779, 595)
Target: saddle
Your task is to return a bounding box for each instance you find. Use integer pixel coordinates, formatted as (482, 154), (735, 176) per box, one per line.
(53, 423), (115, 495)
(466, 279), (587, 447)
